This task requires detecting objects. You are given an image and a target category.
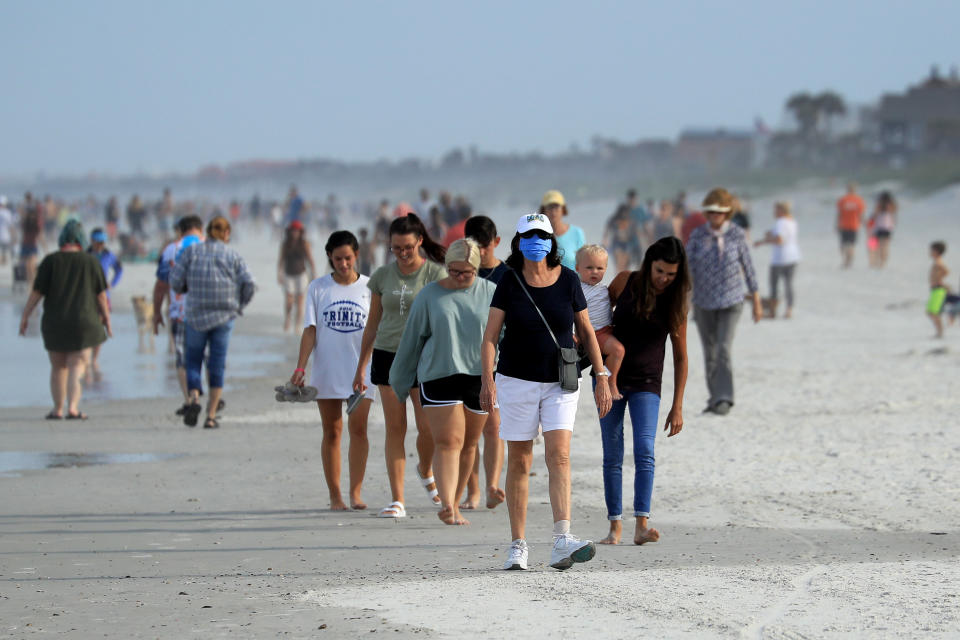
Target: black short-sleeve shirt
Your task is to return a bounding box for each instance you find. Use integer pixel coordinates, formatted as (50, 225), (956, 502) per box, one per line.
(34, 251), (108, 352)
(491, 266), (587, 383)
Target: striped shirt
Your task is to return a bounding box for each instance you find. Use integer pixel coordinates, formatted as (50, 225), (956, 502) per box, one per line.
(170, 239), (256, 331)
(686, 223), (758, 310)
(581, 281), (612, 330)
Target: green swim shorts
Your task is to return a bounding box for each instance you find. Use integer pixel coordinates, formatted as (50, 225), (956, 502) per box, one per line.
(927, 287), (947, 314)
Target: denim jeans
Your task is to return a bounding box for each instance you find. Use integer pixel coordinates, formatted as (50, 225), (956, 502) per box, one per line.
(595, 381), (660, 520)
(185, 320), (233, 392)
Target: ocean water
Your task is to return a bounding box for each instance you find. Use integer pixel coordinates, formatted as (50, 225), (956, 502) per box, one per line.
(0, 299), (285, 408)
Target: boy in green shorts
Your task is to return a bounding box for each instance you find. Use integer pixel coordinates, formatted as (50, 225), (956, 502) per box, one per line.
(927, 241), (950, 338)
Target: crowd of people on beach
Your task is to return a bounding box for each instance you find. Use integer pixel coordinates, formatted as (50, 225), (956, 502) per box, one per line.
(10, 178), (958, 570)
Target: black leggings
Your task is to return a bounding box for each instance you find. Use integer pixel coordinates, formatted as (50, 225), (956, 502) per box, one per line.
(770, 264), (796, 308)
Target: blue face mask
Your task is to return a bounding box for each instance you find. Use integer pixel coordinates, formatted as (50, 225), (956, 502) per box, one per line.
(518, 236), (551, 262)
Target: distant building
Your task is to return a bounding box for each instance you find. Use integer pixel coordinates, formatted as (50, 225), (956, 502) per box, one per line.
(674, 128), (754, 170)
(874, 66), (960, 156)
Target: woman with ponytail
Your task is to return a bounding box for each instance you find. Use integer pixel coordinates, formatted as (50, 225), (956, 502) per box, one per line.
(353, 213), (447, 518)
(596, 236), (690, 547)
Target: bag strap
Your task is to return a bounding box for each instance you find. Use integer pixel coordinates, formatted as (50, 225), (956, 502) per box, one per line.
(512, 269), (561, 350)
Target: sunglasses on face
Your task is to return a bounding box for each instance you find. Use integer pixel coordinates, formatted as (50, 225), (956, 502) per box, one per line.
(519, 230), (551, 240)
(448, 268), (476, 278)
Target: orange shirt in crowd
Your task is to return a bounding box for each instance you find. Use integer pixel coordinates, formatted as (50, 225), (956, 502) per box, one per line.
(836, 194), (865, 231)
(442, 219), (467, 247)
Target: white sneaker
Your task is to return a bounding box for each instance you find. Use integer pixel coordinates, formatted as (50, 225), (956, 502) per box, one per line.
(550, 533), (596, 570)
(503, 539), (528, 570)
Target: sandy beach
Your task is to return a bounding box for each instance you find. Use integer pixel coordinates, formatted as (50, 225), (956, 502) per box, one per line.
(2, 184), (959, 638)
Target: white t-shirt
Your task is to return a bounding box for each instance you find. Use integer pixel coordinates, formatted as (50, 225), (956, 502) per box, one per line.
(0, 207), (13, 244)
(771, 217), (801, 266)
(580, 281), (612, 330)
(304, 274), (375, 400)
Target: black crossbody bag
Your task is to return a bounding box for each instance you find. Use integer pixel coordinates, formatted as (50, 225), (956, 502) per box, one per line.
(512, 270), (580, 392)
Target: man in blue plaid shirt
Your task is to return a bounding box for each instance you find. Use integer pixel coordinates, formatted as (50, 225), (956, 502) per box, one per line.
(170, 216), (255, 429)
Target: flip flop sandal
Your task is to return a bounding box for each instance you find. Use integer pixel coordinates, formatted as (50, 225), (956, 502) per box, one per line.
(417, 468), (441, 507)
(203, 417), (220, 429)
(377, 501), (406, 518)
(65, 412), (88, 420)
(273, 382), (318, 403)
(183, 403), (202, 427)
(346, 388), (367, 415)
(45, 412), (63, 420)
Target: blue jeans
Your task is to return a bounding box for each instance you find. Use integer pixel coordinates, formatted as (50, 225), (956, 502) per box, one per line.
(596, 383), (660, 520)
(185, 320), (233, 392)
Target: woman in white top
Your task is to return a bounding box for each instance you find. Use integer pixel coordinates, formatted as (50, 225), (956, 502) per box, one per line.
(869, 191), (897, 269)
(755, 201), (801, 319)
(291, 231), (374, 511)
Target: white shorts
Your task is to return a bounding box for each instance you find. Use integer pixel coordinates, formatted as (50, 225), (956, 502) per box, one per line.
(495, 373), (580, 441)
(282, 273), (309, 296)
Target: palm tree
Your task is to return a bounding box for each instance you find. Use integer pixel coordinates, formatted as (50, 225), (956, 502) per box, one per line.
(815, 91), (847, 138)
(786, 92), (818, 139)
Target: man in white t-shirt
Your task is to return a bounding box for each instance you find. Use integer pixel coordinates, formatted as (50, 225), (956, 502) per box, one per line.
(153, 215), (204, 412)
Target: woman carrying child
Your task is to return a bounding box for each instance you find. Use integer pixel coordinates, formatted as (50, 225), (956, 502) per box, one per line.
(596, 236), (690, 546)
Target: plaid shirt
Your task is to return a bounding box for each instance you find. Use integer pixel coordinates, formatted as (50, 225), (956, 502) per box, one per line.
(170, 239), (255, 331)
(686, 223), (758, 310)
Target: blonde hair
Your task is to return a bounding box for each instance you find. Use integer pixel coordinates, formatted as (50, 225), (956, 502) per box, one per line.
(575, 244), (608, 266)
(207, 215), (231, 241)
(775, 201), (792, 216)
(702, 187), (735, 221)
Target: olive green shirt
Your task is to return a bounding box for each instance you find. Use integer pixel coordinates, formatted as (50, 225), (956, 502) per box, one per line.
(367, 260), (446, 352)
(34, 251), (108, 352)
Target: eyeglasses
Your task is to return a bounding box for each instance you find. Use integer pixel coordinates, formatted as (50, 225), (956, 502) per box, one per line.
(705, 210), (726, 216)
(519, 230), (551, 240)
(448, 268), (476, 278)
(391, 243), (418, 254)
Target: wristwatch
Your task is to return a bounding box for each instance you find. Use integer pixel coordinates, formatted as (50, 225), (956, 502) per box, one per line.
(595, 370), (610, 377)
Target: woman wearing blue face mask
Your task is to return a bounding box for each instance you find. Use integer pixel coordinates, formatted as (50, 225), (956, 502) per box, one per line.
(480, 212), (612, 571)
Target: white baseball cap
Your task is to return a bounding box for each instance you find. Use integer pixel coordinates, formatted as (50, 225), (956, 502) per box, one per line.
(516, 212), (554, 235)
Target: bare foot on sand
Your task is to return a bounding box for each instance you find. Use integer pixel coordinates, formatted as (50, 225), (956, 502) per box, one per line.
(459, 494), (481, 510)
(486, 486), (505, 509)
(634, 524), (660, 545)
(438, 505), (469, 525)
(330, 498), (349, 511)
(350, 499), (367, 510)
(599, 520), (622, 545)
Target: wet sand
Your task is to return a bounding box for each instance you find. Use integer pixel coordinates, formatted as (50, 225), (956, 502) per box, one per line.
(1, 185), (959, 637)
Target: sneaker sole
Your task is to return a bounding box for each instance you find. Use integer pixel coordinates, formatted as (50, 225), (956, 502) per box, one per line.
(504, 563), (527, 570)
(550, 542), (597, 571)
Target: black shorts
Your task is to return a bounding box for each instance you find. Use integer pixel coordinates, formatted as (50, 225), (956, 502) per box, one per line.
(839, 230), (857, 246)
(370, 348), (419, 387)
(419, 374), (486, 414)
(875, 229), (892, 240)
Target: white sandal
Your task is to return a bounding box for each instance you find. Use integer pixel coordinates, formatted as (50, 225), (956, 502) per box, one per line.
(417, 468), (441, 507)
(377, 501), (406, 518)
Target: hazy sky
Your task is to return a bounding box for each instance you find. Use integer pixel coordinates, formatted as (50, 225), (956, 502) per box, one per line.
(3, 0), (958, 176)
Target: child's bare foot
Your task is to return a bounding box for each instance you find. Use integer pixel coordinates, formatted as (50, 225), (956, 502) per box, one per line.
(350, 496), (367, 510)
(634, 524), (660, 545)
(610, 383), (623, 400)
(599, 520), (622, 545)
(486, 486), (505, 509)
(330, 498), (349, 511)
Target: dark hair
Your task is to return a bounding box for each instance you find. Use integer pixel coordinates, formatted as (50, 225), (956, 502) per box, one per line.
(178, 215), (204, 234)
(325, 230), (359, 268)
(464, 215), (498, 246)
(389, 213), (445, 262)
(505, 232), (562, 270)
(626, 189), (637, 200)
(931, 241), (946, 256)
(631, 236), (690, 334)
(877, 190), (897, 212)
(282, 224), (308, 258)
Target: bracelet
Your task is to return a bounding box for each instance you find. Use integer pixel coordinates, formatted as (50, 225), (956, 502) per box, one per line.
(595, 370), (610, 377)
(294, 368), (305, 373)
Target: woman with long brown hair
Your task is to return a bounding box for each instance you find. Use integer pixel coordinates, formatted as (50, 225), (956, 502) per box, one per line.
(353, 213), (447, 518)
(278, 220), (316, 332)
(596, 236), (690, 546)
